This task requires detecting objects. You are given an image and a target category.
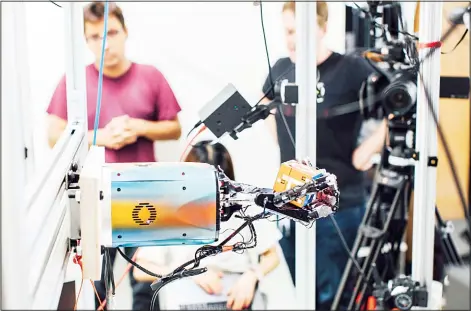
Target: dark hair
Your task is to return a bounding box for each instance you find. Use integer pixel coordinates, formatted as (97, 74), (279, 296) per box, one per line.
(184, 140), (235, 180)
(83, 2), (126, 31)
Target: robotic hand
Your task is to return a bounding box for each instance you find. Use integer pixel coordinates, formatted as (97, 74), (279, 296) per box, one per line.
(218, 159), (339, 224)
(78, 147), (339, 293)
(147, 159), (339, 294)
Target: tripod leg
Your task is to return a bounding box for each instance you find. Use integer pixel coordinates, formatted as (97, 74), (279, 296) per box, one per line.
(349, 180), (406, 310)
(331, 184), (382, 310)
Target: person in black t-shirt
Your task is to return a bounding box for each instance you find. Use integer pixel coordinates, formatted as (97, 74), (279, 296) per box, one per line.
(260, 2), (387, 309)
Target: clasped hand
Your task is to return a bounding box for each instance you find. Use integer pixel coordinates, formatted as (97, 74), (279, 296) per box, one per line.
(193, 269), (258, 310)
(102, 115), (138, 150)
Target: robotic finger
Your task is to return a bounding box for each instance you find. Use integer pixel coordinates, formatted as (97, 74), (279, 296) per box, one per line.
(78, 147), (339, 281)
(219, 159), (339, 224)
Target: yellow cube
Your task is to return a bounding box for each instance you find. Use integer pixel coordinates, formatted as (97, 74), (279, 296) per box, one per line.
(273, 160), (321, 208)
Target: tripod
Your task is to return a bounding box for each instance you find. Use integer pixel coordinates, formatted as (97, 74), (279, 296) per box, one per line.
(331, 119), (465, 311)
(331, 140), (413, 311)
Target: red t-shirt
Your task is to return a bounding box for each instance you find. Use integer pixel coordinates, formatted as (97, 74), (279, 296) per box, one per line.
(47, 63), (181, 163)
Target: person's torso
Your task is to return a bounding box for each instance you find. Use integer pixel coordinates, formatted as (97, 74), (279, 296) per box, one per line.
(271, 54), (367, 207)
(85, 63), (159, 163)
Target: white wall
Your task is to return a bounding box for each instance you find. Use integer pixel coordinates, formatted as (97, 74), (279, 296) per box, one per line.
(24, 1), (347, 188)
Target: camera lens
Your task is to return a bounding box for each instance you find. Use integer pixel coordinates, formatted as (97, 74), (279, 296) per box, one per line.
(383, 80), (417, 117)
(389, 89), (410, 109)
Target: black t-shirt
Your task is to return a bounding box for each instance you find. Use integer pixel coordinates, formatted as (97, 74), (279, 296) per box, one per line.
(262, 53), (374, 208)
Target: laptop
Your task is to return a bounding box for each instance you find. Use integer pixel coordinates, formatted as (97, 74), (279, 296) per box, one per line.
(160, 273), (263, 310)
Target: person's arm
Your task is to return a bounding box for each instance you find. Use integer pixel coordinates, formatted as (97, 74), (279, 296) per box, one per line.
(46, 75), (69, 148)
(129, 116), (181, 141)
(46, 115), (67, 148)
(129, 69), (182, 142)
(227, 222), (283, 310)
(352, 118), (387, 171)
(249, 245), (280, 278)
(350, 56), (387, 171)
(47, 114), (114, 148)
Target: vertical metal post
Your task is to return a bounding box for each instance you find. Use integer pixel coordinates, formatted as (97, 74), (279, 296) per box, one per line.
(1, 2), (30, 309)
(295, 2), (317, 309)
(63, 3), (94, 309)
(411, 1), (443, 308)
(63, 2), (89, 136)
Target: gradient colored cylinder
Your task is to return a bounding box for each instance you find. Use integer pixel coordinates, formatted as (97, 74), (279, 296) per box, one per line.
(106, 162), (220, 248)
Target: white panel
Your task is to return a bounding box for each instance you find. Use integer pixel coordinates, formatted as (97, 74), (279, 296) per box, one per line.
(1, 2), (29, 309)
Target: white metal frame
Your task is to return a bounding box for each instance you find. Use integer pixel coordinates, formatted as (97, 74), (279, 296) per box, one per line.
(411, 2), (443, 309)
(2, 2), (92, 309)
(295, 2), (317, 309)
(8, 2), (36, 182)
(2, 3), (29, 308)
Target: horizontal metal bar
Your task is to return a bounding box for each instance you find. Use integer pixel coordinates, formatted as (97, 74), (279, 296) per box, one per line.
(31, 208), (71, 309)
(26, 123), (85, 250)
(29, 186), (67, 296)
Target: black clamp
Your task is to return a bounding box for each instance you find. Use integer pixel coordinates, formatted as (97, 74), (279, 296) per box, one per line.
(409, 152), (438, 167)
(427, 156), (438, 167)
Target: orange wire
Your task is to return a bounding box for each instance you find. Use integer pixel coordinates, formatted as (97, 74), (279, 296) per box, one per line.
(179, 125), (207, 162)
(90, 280), (103, 306)
(73, 277), (84, 310)
(73, 253), (84, 311)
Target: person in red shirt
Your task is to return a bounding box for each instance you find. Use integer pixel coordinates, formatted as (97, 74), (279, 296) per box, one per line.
(47, 2), (182, 163)
(46, 2), (182, 309)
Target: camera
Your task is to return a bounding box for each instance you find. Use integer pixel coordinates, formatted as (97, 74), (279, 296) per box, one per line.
(363, 64), (417, 120)
(361, 38), (418, 120)
(273, 79), (299, 105)
(360, 39), (419, 158)
(373, 275), (428, 311)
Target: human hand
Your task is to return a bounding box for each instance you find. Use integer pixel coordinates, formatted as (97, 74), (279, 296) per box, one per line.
(104, 115), (138, 150)
(193, 269), (224, 295)
(352, 119), (388, 171)
(227, 271), (258, 310)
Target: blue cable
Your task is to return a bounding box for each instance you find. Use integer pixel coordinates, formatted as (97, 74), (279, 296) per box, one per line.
(92, 1), (110, 146)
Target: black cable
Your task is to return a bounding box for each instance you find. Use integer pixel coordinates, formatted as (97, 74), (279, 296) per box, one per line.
(256, 0), (368, 279)
(259, 1), (275, 90)
(49, 1), (62, 8)
(352, 2), (419, 41)
(329, 214), (366, 278)
(114, 214), (264, 311)
(417, 71), (470, 223)
(102, 248), (115, 307)
(441, 29), (469, 54)
(278, 110), (295, 148)
(359, 0), (471, 228)
(117, 247), (162, 278)
(186, 120), (202, 138)
(103, 248), (109, 304)
(107, 250), (116, 296)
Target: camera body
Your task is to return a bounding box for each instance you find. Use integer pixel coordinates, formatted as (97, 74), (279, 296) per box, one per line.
(373, 275), (428, 311)
(361, 40), (418, 157)
(362, 64), (417, 121)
